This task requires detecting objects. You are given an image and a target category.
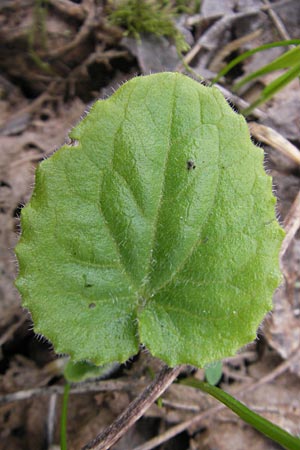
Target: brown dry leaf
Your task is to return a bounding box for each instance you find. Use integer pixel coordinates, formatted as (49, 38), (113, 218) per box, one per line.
(189, 363), (300, 449)
(232, 0), (300, 88)
(261, 127), (300, 378)
(261, 76), (300, 142)
(200, 0), (239, 16)
(246, 360), (300, 435)
(192, 421), (279, 450)
(122, 35), (182, 74)
(0, 355), (55, 450)
(65, 392), (113, 450)
(0, 98), (86, 334)
(265, 255), (300, 377)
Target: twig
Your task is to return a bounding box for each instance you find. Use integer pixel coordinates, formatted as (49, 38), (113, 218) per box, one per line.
(223, 351), (257, 364)
(177, 41), (203, 68)
(182, 0), (294, 72)
(133, 402), (224, 450)
(82, 365), (183, 450)
(0, 380), (130, 406)
(177, 12), (259, 70)
(0, 314), (27, 347)
(248, 122), (300, 166)
(9, 82), (57, 121)
(208, 29), (262, 72)
(47, 394), (58, 448)
(132, 351), (299, 450)
(67, 49), (129, 81)
(46, 0), (98, 59)
(186, 0), (295, 27)
(216, 85), (267, 120)
(161, 398), (200, 412)
(0, 0), (32, 10)
(283, 190), (300, 232)
(262, 0), (292, 44)
(280, 191), (300, 269)
(199, 11), (260, 50)
(48, 0), (86, 21)
(222, 365), (253, 383)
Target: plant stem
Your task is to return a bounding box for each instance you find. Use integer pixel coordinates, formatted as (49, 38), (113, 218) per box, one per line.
(61, 382), (70, 450)
(181, 378), (300, 450)
(82, 364), (183, 450)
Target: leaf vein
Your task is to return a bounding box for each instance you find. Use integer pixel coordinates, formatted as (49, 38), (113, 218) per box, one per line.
(144, 77), (178, 285)
(113, 167), (146, 216)
(151, 103), (222, 296)
(98, 84), (140, 291)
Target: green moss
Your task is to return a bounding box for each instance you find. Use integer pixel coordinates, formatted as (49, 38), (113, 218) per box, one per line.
(108, 0), (194, 53)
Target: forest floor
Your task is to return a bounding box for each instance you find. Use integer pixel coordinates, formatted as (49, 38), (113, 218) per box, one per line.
(0, 1), (300, 449)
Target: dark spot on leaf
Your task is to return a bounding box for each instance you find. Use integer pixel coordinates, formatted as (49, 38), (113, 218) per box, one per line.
(187, 159), (196, 170)
(89, 303), (96, 309)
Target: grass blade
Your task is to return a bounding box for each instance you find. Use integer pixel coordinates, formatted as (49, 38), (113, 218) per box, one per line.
(60, 382), (70, 450)
(242, 62), (300, 115)
(213, 39), (300, 84)
(181, 378), (300, 450)
(234, 46), (300, 91)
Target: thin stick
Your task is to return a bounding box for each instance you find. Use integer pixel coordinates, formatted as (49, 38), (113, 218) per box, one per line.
(209, 29), (262, 72)
(248, 122), (300, 166)
(262, 0), (292, 44)
(0, 314), (27, 347)
(48, 0), (86, 21)
(47, 393), (57, 448)
(217, 85), (267, 120)
(133, 403), (224, 450)
(0, 380), (129, 406)
(46, 0), (97, 59)
(280, 191), (300, 274)
(82, 365), (183, 450)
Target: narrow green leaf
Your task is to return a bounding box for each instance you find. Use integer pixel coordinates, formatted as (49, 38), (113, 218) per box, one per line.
(263, 62), (300, 96)
(15, 72), (284, 368)
(181, 378), (300, 450)
(243, 62), (300, 115)
(234, 45), (300, 91)
(212, 40), (300, 84)
(60, 382), (70, 450)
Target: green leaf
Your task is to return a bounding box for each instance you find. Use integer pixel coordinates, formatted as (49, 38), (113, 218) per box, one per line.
(205, 361), (223, 385)
(181, 378), (300, 450)
(63, 360), (119, 383)
(15, 72), (284, 368)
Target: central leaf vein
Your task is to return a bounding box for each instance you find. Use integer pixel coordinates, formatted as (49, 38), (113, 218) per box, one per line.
(143, 77), (178, 295)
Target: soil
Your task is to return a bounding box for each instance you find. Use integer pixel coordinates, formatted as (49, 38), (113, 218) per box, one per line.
(1, 1), (300, 449)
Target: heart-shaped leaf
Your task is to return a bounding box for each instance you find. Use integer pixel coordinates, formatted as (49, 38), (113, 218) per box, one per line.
(15, 73), (284, 367)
